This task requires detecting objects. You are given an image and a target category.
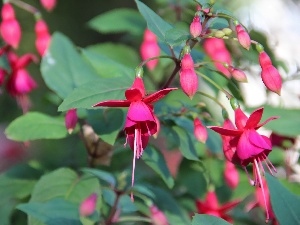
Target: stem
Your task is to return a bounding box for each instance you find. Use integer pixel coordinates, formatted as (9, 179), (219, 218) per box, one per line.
(117, 216), (152, 223)
(196, 71), (233, 99)
(196, 91), (226, 109)
(9, 0), (41, 19)
(105, 191), (122, 225)
(138, 55), (178, 68)
(161, 61), (181, 89)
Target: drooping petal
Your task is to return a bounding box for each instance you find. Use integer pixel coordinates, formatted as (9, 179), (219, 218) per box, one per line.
(208, 126), (242, 136)
(234, 108), (248, 130)
(245, 108), (264, 129)
(256, 116), (279, 129)
(248, 130), (272, 150)
(15, 53), (37, 69)
(218, 199), (240, 213)
(125, 77), (145, 101)
(143, 88), (177, 104)
(93, 99), (131, 108)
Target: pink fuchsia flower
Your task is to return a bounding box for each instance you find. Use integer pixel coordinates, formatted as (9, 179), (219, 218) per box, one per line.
(79, 193), (98, 217)
(209, 107), (278, 222)
(228, 66), (247, 83)
(65, 108), (78, 134)
(0, 3), (21, 49)
(196, 190), (240, 223)
(224, 160), (239, 189)
(235, 24), (251, 50)
(258, 51), (282, 95)
(203, 38), (231, 77)
(150, 205), (169, 225)
(194, 118), (207, 143)
(179, 53), (198, 99)
(140, 29), (160, 70)
(35, 19), (51, 56)
(40, 0), (57, 11)
(190, 16), (202, 38)
(93, 76), (176, 199)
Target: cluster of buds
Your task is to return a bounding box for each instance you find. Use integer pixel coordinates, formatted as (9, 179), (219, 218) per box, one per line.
(140, 29), (160, 70)
(179, 47), (198, 99)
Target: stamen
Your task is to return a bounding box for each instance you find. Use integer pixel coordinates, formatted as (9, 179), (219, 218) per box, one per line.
(258, 157), (266, 176)
(243, 166), (255, 186)
(131, 128), (138, 202)
(254, 159), (269, 222)
(263, 153), (277, 173)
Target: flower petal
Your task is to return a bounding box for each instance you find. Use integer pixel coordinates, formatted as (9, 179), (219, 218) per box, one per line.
(143, 88), (177, 104)
(234, 108), (248, 130)
(219, 200), (240, 213)
(208, 126), (242, 136)
(125, 88), (143, 101)
(245, 108), (264, 129)
(93, 100), (130, 107)
(249, 131), (272, 150)
(256, 116), (279, 129)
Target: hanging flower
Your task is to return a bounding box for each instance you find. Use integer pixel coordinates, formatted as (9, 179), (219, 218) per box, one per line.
(140, 29), (160, 70)
(235, 24), (251, 50)
(93, 76), (176, 199)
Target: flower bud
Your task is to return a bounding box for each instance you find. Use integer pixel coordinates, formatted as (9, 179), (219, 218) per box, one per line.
(180, 53), (194, 70)
(0, 3), (21, 49)
(194, 118), (208, 143)
(150, 205), (169, 225)
(224, 160), (239, 189)
(259, 51), (272, 68)
(235, 24), (251, 50)
(40, 0), (57, 11)
(35, 19), (51, 56)
(229, 67), (247, 82)
(79, 193), (98, 217)
(140, 29), (160, 70)
(222, 28), (232, 36)
(214, 30), (225, 38)
(65, 108), (78, 134)
(190, 16), (202, 38)
(179, 68), (198, 99)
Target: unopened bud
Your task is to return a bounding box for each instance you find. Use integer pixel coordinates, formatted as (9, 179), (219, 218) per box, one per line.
(190, 16), (202, 38)
(79, 193), (98, 217)
(224, 161), (239, 189)
(235, 24), (251, 50)
(194, 118), (208, 143)
(229, 66), (247, 82)
(150, 205), (169, 225)
(222, 28), (232, 36)
(40, 0), (57, 11)
(65, 108), (78, 134)
(230, 98), (239, 110)
(214, 30), (225, 38)
(179, 68), (198, 99)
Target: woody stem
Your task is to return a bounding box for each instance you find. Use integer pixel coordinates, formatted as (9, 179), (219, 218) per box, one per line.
(161, 60), (181, 89)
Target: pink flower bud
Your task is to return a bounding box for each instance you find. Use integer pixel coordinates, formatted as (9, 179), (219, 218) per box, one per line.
(179, 68), (198, 99)
(140, 29), (160, 70)
(0, 68), (7, 86)
(180, 53), (194, 70)
(40, 0), (57, 11)
(235, 24), (251, 50)
(229, 67), (247, 82)
(65, 108), (78, 134)
(35, 19), (51, 56)
(194, 118), (208, 143)
(190, 16), (202, 38)
(79, 193), (97, 217)
(150, 205), (169, 225)
(259, 52), (282, 95)
(0, 4), (21, 49)
(224, 160), (239, 189)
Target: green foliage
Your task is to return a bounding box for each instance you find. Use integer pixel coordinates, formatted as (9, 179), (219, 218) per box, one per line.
(192, 214), (231, 225)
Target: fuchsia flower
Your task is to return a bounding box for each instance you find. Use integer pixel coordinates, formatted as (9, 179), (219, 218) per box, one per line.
(40, 0), (57, 11)
(224, 160), (239, 189)
(93, 76), (176, 199)
(235, 24), (251, 50)
(179, 53), (198, 99)
(258, 51), (282, 95)
(194, 118), (207, 143)
(209, 107), (278, 222)
(190, 16), (202, 38)
(35, 19), (51, 56)
(203, 38), (232, 77)
(150, 205), (169, 225)
(0, 3), (21, 49)
(196, 190), (240, 223)
(65, 108), (78, 134)
(79, 193), (98, 217)
(140, 29), (160, 70)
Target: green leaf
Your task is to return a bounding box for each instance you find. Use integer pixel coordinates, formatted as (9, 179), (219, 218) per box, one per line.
(82, 49), (134, 79)
(88, 8), (145, 35)
(58, 77), (132, 111)
(41, 32), (99, 99)
(135, 0), (173, 42)
(86, 43), (140, 68)
(28, 168), (101, 225)
(5, 112), (68, 141)
(266, 173), (300, 225)
(142, 146), (174, 189)
(165, 27), (190, 47)
(0, 54), (10, 72)
(258, 106), (300, 136)
(215, 9), (238, 21)
(192, 214), (231, 225)
(173, 126), (199, 161)
(81, 168), (116, 187)
(17, 198), (81, 225)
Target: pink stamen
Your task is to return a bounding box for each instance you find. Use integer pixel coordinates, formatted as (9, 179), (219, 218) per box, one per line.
(254, 158), (270, 222)
(258, 157), (266, 176)
(243, 166), (255, 186)
(263, 153), (277, 173)
(131, 128), (138, 202)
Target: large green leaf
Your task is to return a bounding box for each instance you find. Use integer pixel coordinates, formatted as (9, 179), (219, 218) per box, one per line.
(27, 168), (101, 225)
(258, 105), (300, 136)
(266, 173), (300, 225)
(81, 168), (116, 187)
(58, 77), (132, 111)
(165, 27), (190, 47)
(88, 8), (145, 35)
(41, 32), (99, 99)
(17, 198), (81, 225)
(5, 112), (68, 141)
(135, 0), (173, 42)
(192, 214), (231, 225)
(142, 146), (174, 189)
